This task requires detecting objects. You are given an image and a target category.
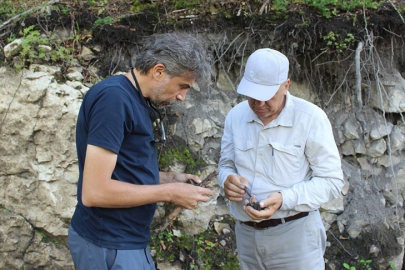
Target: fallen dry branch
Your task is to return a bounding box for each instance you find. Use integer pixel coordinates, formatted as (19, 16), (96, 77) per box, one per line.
(157, 171), (217, 233)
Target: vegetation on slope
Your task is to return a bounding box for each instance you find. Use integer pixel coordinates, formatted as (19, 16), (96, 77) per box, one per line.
(1, 1), (405, 269)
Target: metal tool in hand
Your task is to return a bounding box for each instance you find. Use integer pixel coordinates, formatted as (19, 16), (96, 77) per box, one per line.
(244, 186), (263, 211)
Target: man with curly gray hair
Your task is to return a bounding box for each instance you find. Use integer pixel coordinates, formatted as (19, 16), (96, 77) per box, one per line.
(68, 32), (213, 270)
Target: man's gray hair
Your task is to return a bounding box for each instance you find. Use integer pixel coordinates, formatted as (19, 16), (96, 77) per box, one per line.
(135, 32), (212, 87)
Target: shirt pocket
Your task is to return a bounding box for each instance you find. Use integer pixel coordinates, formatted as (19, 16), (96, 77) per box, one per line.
(234, 137), (255, 171)
(266, 142), (302, 187)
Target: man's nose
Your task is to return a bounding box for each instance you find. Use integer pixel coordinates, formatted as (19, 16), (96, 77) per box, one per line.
(176, 89), (189, 101)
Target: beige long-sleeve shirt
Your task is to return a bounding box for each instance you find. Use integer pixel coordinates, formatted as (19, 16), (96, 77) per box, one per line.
(217, 93), (344, 222)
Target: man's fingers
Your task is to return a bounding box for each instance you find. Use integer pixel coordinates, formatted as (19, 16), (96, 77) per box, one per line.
(227, 175), (247, 190)
(227, 195), (244, 202)
(240, 177), (249, 186)
(185, 174), (201, 184)
(202, 188), (214, 196)
(199, 196), (211, 202)
(225, 189), (245, 199)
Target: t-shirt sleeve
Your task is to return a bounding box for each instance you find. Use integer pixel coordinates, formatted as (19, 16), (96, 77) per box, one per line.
(86, 87), (133, 154)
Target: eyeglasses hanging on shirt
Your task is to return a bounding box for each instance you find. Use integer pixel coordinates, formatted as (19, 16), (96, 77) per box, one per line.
(130, 65), (166, 144)
(147, 100), (166, 144)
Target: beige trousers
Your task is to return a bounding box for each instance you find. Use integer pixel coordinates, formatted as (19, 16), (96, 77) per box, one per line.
(235, 210), (326, 270)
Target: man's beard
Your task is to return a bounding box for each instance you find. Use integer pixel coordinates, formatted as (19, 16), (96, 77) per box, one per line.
(152, 77), (171, 105)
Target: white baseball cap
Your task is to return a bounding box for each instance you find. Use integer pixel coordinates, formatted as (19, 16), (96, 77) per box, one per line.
(237, 48), (289, 101)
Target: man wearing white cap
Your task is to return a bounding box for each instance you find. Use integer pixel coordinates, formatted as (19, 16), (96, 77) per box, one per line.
(217, 48), (344, 269)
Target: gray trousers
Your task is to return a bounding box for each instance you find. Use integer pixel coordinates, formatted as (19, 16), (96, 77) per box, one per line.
(68, 225), (155, 270)
(235, 210), (326, 270)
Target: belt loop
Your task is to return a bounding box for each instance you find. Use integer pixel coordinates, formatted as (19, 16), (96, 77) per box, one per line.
(281, 218), (285, 224)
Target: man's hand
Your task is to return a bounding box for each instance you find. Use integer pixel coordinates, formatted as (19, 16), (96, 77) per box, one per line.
(243, 192), (283, 220)
(160, 171), (217, 209)
(223, 174), (249, 202)
(168, 182), (213, 209)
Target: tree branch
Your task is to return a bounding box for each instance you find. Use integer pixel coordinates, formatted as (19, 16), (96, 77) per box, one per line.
(0, 0), (60, 34)
(387, 0), (405, 24)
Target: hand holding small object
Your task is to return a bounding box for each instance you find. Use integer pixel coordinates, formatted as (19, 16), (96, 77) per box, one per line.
(244, 186), (264, 211)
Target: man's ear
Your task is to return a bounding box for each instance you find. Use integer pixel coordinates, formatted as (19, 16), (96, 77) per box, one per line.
(283, 79), (290, 93)
(284, 79), (290, 88)
(152, 64), (166, 81)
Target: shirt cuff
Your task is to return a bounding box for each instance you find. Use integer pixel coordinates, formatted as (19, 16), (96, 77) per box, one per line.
(279, 189), (297, 211)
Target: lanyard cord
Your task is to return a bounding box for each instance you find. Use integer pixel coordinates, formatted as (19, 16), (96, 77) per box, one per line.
(129, 67), (163, 122)
(128, 62), (166, 144)
(130, 67), (148, 105)
(129, 59), (149, 105)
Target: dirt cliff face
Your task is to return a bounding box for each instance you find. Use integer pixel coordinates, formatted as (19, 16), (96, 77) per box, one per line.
(2, 1), (405, 82)
(2, 1), (405, 270)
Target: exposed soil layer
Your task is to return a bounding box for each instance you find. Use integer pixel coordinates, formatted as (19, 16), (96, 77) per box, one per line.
(2, 2), (405, 79)
(1, 1), (405, 269)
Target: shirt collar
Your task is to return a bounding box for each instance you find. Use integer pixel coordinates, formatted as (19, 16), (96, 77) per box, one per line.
(246, 92), (294, 128)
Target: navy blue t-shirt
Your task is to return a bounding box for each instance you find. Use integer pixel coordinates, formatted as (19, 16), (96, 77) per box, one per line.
(70, 75), (159, 250)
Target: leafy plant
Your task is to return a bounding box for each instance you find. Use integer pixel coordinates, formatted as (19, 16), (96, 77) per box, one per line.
(343, 258), (373, 270)
(343, 263), (356, 270)
(358, 259), (372, 269)
(130, 0), (157, 12)
(174, 0), (199, 9)
(94, 16), (115, 26)
(158, 146), (207, 174)
(20, 25), (46, 57)
(298, 0), (383, 18)
(0, 1), (15, 19)
(7, 33), (16, 43)
(323, 31), (355, 52)
(149, 221), (239, 270)
(12, 25), (74, 71)
(272, 0), (289, 12)
(87, 0), (108, 6)
(35, 229), (62, 246)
